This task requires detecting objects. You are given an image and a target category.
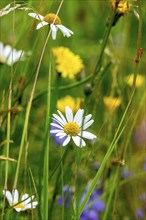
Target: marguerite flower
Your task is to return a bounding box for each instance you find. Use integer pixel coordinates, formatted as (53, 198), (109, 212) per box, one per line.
(50, 106), (96, 147)
(3, 189), (38, 212)
(28, 12), (73, 40)
(0, 42), (24, 66)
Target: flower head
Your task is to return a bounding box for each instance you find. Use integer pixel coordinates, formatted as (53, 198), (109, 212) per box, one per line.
(52, 47), (84, 79)
(136, 192), (146, 219)
(50, 106), (96, 147)
(80, 186), (105, 220)
(0, 42), (24, 66)
(28, 12), (73, 40)
(125, 74), (145, 88)
(57, 96), (82, 113)
(3, 189), (38, 212)
(103, 96), (122, 112)
(111, 0), (131, 15)
(57, 185), (73, 208)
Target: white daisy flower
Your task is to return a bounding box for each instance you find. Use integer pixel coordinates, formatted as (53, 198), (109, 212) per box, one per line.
(50, 106), (96, 147)
(0, 42), (24, 66)
(28, 12), (73, 40)
(3, 189), (38, 212)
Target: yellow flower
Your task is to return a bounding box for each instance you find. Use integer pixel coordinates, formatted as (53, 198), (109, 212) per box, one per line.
(125, 74), (145, 88)
(52, 47), (84, 79)
(103, 96), (122, 112)
(111, 0), (130, 14)
(57, 96), (82, 112)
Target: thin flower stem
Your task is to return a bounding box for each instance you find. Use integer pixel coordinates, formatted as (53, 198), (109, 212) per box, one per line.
(13, 21), (52, 190)
(90, 7), (116, 85)
(132, 0), (142, 90)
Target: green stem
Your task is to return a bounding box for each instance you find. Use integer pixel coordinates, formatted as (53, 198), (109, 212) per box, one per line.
(90, 8), (116, 85)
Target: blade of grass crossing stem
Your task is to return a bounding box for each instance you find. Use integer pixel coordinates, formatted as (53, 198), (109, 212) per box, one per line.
(42, 61), (51, 219)
(78, 90), (135, 218)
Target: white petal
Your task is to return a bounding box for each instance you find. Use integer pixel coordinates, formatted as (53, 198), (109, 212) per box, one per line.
(83, 119), (94, 130)
(84, 114), (92, 124)
(3, 45), (12, 57)
(74, 109), (84, 126)
(56, 132), (66, 137)
(72, 136), (86, 147)
(57, 110), (67, 124)
(62, 136), (71, 146)
(36, 21), (48, 30)
(65, 106), (73, 122)
(12, 189), (19, 203)
(57, 25), (73, 37)
(22, 194), (35, 206)
(51, 122), (63, 130)
(50, 129), (62, 134)
(52, 114), (65, 126)
(28, 13), (44, 21)
(58, 134), (67, 139)
(14, 207), (22, 212)
(3, 190), (13, 206)
(80, 131), (96, 140)
(50, 24), (58, 40)
(24, 201), (38, 209)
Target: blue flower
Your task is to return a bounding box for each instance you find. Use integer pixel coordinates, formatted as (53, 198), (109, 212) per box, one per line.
(57, 185), (73, 208)
(80, 186), (105, 220)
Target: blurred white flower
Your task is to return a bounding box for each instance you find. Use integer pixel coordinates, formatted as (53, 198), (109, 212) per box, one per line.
(28, 12), (73, 40)
(3, 189), (38, 212)
(50, 106), (96, 147)
(0, 42), (24, 66)
(0, 3), (31, 17)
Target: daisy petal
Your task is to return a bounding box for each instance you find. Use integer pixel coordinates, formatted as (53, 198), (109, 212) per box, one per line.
(56, 132), (66, 137)
(57, 25), (73, 37)
(28, 13), (44, 21)
(65, 106), (73, 122)
(14, 207), (22, 212)
(22, 195), (35, 206)
(72, 136), (86, 147)
(74, 109), (84, 127)
(50, 129), (62, 134)
(12, 189), (19, 203)
(57, 110), (67, 124)
(84, 114), (92, 124)
(62, 136), (71, 146)
(51, 123), (63, 130)
(58, 134), (67, 139)
(52, 114), (65, 126)
(83, 119), (94, 130)
(24, 201), (38, 209)
(50, 24), (58, 40)
(80, 131), (96, 140)
(36, 21), (48, 30)
(3, 190), (13, 206)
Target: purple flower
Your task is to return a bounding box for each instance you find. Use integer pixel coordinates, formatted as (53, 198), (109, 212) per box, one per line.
(136, 192), (146, 219)
(50, 119), (66, 146)
(80, 186), (105, 220)
(121, 166), (132, 179)
(57, 185), (73, 208)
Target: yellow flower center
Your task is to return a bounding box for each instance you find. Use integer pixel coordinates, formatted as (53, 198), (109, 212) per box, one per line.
(64, 122), (80, 136)
(13, 202), (25, 209)
(44, 13), (61, 25)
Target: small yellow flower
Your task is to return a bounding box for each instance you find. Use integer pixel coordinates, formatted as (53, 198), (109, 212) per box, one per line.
(57, 96), (82, 113)
(111, 0), (130, 14)
(103, 96), (122, 112)
(52, 47), (84, 79)
(125, 74), (145, 88)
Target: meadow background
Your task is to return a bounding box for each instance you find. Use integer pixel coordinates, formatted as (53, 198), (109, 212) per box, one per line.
(0, 0), (146, 219)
